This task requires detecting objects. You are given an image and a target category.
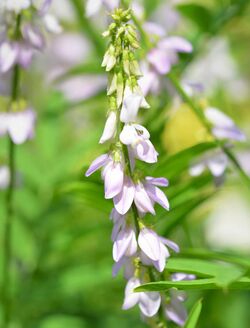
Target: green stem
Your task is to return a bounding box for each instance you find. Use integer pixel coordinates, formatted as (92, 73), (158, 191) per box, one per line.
(71, 0), (105, 57)
(2, 14), (21, 328)
(2, 64), (20, 328)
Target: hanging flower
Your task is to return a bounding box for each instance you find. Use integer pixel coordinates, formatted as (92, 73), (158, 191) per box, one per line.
(85, 0), (120, 17)
(0, 0), (61, 74)
(0, 165), (10, 190)
(122, 277), (161, 317)
(0, 108), (36, 144)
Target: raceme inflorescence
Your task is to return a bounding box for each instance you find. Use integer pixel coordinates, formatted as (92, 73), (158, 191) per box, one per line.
(85, 8), (191, 326)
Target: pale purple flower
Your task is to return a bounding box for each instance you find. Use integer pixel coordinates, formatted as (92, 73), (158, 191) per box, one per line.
(35, 0), (52, 15)
(122, 277), (161, 317)
(120, 123), (158, 164)
(85, 152), (125, 199)
(0, 0), (61, 74)
(139, 22), (192, 95)
(99, 111), (117, 144)
(144, 176), (170, 211)
(165, 273), (196, 326)
(139, 227), (179, 272)
(113, 176), (169, 215)
(190, 150), (228, 178)
(120, 83), (150, 123)
(0, 108), (36, 144)
(43, 13), (62, 34)
(113, 176), (135, 215)
(85, 0), (119, 17)
(147, 37), (192, 75)
(0, 165), (10, 190)
(4, 0), (31, 13)
(205, 107), (246, 142)
(112, 255), (135, 279)
(22, 24), (45, 50)
(113, 225), (137, 262)
(0, 41), (18, 73)
(139, 62), (160, 96)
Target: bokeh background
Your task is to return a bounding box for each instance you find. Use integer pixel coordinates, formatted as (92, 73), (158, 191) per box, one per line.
(0, 0), (250, 327)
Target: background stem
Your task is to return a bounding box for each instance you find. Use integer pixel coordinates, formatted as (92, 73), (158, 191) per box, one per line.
(2, 62), (20, 328)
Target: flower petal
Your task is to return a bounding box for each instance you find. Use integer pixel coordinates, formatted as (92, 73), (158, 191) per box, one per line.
(0, 42), (18, 73)
(120, 93), (143, 123)
(138, 228), (161, 261)
(139, 292), (161, 317)
(85, 153), (109, 177)
(113, 227), (134, 262)
(205, 107), (234, 128)
(207, 153), (228, 177)
(104, 162), (124, 199)
(148, 48), (171, 75)
(122, 277), (141, 310)
(159, 36), (192, 53)
(145, 177), (169, 187)
(134, 183), (155, 215)
(7, 109), (36, 144)
(113, 177), (135, 215)
(146, 184), (170, 211)
(99, 111), (117, 144)
(120, 124), (137, 145)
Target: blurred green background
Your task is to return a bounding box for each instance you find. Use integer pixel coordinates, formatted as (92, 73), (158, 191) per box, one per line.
(0, 0), (250, 327)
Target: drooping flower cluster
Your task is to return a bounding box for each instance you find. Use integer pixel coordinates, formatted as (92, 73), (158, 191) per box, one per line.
(0, 1), (60, 192)
(85, 8), (190, 325)
(139, 22), (193, 96)
(190, 106), (246, 181)
(0, 0), (61, 74)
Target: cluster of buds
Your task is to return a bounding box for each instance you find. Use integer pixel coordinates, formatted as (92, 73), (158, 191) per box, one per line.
(85, 8), (190, 326)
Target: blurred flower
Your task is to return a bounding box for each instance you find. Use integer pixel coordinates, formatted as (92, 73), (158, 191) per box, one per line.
(189, 107), (246, 180)
(0, 165), (10, 189)
(4, 0), (31, 13)
(184, 38), (249, 101)
(99, 111), (117, 144)
(0, 108), (36, 144)
(85, 0), (119, 17)
(190, 150), (228, 179)
(205, 107), (246, 142)
(165, 273), (196, 326)
(139, 22), (192, 95)
(0, 0), (61, 74)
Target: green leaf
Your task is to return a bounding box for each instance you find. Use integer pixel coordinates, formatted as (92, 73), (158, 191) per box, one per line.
(135, 258), (249, 292)
(184, 299), (203, 328)
(177, 3), (213, 32)
(135, 277), (250, 292)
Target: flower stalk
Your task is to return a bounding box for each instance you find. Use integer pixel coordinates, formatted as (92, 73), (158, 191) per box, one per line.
(2, 14), (21, 328)
(85, 7), (187, 327)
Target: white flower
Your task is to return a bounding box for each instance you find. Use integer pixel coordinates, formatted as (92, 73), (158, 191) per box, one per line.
(4, 0), (31, 13)
(120, 84), (150, 123)
(99, 111), (117, 144)
(86, 0), (119, 17)
(0, 109), (36, 144)
(122, 277), (161, 317)
(43, 14), (62, 34)
(120, 123), (158, 164)
(0, 166), (10, 190)
(205, 107), (246, 142)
